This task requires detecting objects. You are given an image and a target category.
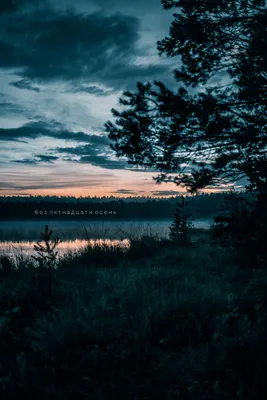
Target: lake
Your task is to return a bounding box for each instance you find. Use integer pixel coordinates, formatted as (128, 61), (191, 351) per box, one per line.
(0, 218), (213, 257)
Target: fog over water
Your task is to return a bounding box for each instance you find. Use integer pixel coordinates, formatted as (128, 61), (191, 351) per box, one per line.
(0, 218), (213, 256)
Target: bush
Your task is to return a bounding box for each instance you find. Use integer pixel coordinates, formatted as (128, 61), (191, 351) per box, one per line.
(212, 191), (267, 268)
(169, 196), (193, 245)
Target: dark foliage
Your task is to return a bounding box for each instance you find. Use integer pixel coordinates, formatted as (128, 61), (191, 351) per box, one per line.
(169, 196), (193, 243)
(0, 192), (251, 221)
(105, 0), (267, 195)
(32, 225), (61, 297)
(212, 191), (267, 268)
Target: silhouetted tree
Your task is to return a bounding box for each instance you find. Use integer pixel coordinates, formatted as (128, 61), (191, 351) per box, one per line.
(169, 196), (192, 244)
(212, 191), (267, 268)
(32, 225), (61, 297)
(105, 0), (267, 195)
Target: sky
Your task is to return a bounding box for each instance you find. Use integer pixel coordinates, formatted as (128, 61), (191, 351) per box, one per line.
(0, 0), (187, 197)
(0, 0), (233, 198)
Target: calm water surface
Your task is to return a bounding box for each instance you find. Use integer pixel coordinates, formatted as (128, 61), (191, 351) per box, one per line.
(0, 238), (130, 257)
(0, 218), (213, 257)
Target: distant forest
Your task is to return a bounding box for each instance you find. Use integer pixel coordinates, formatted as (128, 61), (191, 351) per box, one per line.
(0, 192), (253, 220)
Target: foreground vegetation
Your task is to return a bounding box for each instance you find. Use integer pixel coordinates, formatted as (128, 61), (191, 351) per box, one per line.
(0, 229), (267, 399)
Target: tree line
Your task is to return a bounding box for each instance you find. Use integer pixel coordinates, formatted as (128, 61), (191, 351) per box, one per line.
(0, 192), (250, 220)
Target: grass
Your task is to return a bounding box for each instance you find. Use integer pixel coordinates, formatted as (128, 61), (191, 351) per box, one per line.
(0, 229), (267, 399)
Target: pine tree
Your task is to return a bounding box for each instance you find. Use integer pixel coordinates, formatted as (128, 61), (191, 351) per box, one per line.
(105, 1), (267, 197)
(32, 225), (61, 297)
(169, 196), (192, 244)
(213, 190), (267, 268)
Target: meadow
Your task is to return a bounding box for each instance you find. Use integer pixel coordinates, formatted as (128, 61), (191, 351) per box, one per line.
(0, 227), (267, 399)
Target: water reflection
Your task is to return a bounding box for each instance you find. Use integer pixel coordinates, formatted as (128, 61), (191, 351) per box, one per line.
(0, 238), (130, 257)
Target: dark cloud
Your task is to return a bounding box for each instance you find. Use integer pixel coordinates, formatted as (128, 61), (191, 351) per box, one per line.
(152, 190), (183, 196)
(0, 0), (18, 14)
(0, 121), (108, 143)
(0, 0), (42, 14)
(12, 158), (38, 164)
(13, 154), (58, 164)
(54, 0), (166, 14)
(0, 179), (104, 191)
(9, 79), (40, 92)
(65, 84), (115, 96)
(8, 134), (129, 170)
(55, 143), (157, 171)
(55, 141), (109, 156)
(7, 133), (131, 169)
(36, 154), (58, 162)
(0, 4), (171, 90)
(0, 92), (24, 117)
(0, 101), (23, 117)
(101, 64), (170, 90)
(114, 189), (140, 194)
(55, 141), (159, 172)
(80, 135), (110, 146)
(77, 155), (127, 169)
(55, 142), (127, 169)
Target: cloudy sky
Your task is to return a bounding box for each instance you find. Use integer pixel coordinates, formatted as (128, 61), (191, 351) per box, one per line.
(0, 0), (188, 197)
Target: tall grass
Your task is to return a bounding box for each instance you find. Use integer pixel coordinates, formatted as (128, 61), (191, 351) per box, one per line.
(0, 231), (266, 399)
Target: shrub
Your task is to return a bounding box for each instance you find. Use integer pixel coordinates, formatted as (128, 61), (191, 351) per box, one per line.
(169, 196), (193, 244)
(32, 225), (61, 296)
(212, 191), (267, 268)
